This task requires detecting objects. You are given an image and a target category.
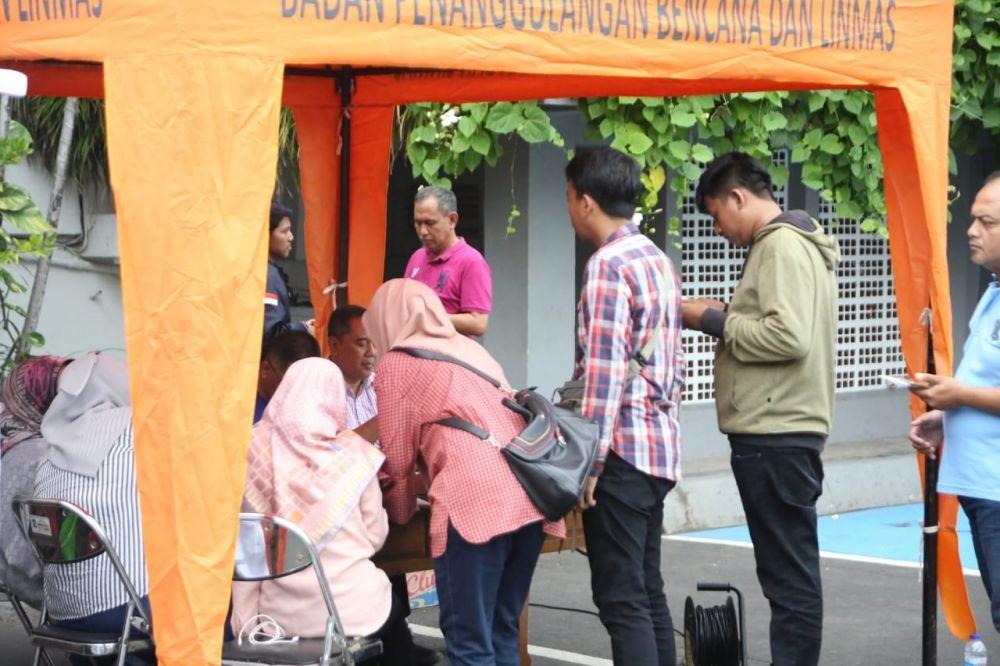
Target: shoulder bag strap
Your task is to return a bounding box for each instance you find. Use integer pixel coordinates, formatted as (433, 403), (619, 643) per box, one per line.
(391, 346), (502, 388)
(436, 417), (491, 440)
(391, 347), (505, 446)
(627, 256), (670, 380)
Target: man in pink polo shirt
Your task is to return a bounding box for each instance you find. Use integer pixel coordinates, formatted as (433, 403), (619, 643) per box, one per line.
(404, 186), (493, 337)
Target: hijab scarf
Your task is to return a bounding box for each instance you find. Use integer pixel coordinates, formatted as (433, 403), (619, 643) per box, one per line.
(1, 355), (70, 456)
(41, 353), (132, 477)
(244, 358), (384, 548)
(363, 278), (511, 388)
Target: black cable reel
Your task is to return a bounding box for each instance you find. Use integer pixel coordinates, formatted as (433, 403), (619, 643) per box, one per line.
(684, 582), (746, 666)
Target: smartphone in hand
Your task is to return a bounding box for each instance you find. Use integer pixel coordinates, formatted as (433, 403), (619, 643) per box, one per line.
(882, 374), (925, 390)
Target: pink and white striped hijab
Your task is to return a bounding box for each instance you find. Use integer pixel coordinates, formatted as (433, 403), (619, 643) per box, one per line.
(244, 358), (384, 548)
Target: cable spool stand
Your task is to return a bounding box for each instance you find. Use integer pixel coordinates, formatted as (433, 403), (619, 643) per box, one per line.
(684, 582), (747, 666)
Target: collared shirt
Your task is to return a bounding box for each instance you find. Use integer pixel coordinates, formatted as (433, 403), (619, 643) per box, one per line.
(404, 238), (493, 315)
(574, 223), (684, 481)
(940, 281), (1000, 502)
(345, 374), (378, 430)
(376, 352), (564, 557)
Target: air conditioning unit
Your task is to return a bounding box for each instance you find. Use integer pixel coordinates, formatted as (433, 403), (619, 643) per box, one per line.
(79, 214), (119, 264)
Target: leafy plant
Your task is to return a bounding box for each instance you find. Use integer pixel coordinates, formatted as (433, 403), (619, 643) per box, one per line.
(0, 119), (57, 372)
(13, 97), (107, 189)
(394, 1), (997, 238)
(579, 91), (887, 236)
(12, 99), (303, 193)
(950, 0), (1000, 151)
(398, 101), (565, 233)
(400, 101), (564, 188)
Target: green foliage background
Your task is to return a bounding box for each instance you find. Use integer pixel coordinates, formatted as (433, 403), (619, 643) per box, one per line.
(0, 121), (56, 371)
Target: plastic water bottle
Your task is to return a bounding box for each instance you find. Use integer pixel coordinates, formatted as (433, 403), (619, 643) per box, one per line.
(965, 633), (988, 665)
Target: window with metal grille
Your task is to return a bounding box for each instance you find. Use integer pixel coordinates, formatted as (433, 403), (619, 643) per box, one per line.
(679, 152), (905, 404)
(818, 201), (906, 391)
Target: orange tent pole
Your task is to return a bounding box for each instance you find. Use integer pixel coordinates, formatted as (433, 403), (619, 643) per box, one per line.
(876, 82), (974, 643)
(346, 104), (395, 306)
(104, 52), (284, 666)
(292, 103), (342, 351)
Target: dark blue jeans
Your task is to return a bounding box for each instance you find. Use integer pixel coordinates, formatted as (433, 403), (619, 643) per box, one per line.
(959, 495), (1000, 633)
(433, 521), (545, 666)
(582, 451), (676, 666)
(52, 598), (153, 665)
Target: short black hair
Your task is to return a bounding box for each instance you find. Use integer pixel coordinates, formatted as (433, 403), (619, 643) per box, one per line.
(564, 147), (641, 220)
(263, 330), (320, 370)
(269, 203), (294, 232)
(695, 152), (775, 214)
(327, 305), (367, 340)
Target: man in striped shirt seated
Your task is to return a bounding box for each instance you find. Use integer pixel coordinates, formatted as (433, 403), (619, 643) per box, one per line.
(327, 305), (377, 435)
(565, 146), (685, 666)
(326, 305), (442, 666)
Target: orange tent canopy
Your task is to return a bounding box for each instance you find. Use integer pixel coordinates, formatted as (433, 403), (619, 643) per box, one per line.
(0, 1), (966, 663)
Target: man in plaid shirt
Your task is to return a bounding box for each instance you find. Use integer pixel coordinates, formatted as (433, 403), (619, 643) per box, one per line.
(566, 147), (684, 666)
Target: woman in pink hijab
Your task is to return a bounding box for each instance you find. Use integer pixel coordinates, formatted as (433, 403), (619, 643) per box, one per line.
(364, 278), (565, 666)
(232, 357), (415, 664)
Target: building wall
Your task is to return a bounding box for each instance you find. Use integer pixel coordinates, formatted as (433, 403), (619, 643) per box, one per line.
(5, 160), (126, 358)
(480, 110), (587, 395)
(480, 139), (531, 388)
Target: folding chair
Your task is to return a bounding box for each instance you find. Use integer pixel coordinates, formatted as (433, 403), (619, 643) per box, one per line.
(12, 498), (153, 666)
(223, 513), (382, 666)
(0, 581), (56, 666)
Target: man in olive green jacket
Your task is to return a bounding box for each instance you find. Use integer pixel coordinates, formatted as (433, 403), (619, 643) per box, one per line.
(682, 152), (840, 666)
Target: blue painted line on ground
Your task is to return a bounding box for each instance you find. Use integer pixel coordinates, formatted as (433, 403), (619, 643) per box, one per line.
(678, 503), (979, 572)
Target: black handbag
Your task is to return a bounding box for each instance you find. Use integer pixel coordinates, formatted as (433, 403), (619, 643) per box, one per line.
(393, 347), (600, 521)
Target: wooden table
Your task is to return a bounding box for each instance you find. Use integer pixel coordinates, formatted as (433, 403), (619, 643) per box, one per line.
(374, 509), (587, 665)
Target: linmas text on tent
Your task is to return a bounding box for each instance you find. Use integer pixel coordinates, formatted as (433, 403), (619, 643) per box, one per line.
(1, 0), (103, 21)
(281, 0), (897, 51)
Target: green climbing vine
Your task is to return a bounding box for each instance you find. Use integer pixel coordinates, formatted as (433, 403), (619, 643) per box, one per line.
(950, 0), (1000, 151)
(578, 91), (886, 236)
(399, 100), (565, 233)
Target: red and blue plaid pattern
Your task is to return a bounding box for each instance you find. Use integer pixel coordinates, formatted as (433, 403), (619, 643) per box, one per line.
(574, 224), (685, 481)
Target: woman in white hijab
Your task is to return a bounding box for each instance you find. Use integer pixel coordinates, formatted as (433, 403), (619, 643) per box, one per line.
(32, 352), (151, 664)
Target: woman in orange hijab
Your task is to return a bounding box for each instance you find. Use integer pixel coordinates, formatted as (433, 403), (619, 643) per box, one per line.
(364, 279), (565, 666)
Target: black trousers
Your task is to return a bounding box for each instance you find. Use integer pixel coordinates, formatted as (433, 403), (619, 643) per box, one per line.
(583, 451), (676, 666)
(370, 583), (417, 665)
(730, 441), (824, 666)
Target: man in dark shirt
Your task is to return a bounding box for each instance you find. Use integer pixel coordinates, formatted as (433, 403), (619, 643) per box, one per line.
(254, 330), (320, 423)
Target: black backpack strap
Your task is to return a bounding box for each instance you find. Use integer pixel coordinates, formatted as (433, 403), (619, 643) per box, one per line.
(392, 346), (502, 388)
(435, 417), (491, 440)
